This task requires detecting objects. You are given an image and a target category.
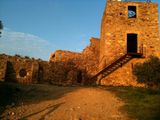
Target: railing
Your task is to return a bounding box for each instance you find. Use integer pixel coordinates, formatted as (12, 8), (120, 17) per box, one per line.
(92, 54), (131, 79)
(99, 53), (124, 69)
(139, 43), (146, 57)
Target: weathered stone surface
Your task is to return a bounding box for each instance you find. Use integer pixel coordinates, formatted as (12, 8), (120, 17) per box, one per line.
(99, 1), (160, 86)
(0, 54), (7, 82)
(0, 37), (100, 85)
(0, 1), (159, 87)
(0, 54), (43, 84)
(49, 37), (100, 85)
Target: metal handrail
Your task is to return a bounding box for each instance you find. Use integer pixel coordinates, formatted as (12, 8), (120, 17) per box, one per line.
(92, 54), (130, 79)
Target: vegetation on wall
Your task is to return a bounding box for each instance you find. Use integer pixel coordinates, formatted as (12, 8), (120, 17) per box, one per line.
(133, 56), (160, 87)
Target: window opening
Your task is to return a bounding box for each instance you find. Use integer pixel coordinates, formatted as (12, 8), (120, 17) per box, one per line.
(128, 6), (136, 18)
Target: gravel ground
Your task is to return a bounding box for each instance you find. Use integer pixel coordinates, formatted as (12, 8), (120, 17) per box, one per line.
(0, 84), (131, 120)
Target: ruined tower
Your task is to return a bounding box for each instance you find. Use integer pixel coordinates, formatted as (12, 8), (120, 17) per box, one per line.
(97, 0), (159, 86)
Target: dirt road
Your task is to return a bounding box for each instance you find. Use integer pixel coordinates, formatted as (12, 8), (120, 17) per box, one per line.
(1, 84), (130, 120)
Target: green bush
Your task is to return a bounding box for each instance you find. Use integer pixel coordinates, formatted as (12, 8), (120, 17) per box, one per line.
(133, 56), (160, 87)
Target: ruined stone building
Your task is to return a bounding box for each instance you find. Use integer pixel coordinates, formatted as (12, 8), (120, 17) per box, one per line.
(0, 0), (159, 86)
(97, 0), (160, 86)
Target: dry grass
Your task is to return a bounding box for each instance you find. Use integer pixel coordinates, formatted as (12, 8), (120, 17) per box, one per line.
(103, 86), (160, 120)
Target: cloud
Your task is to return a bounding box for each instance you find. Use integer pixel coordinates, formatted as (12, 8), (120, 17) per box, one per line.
(0, 30), (55, 60)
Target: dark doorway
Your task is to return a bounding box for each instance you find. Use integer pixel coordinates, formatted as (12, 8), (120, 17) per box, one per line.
(127, 34), (138, 53)
(38, 66), (43, 83)
(77, 71), (82, 84)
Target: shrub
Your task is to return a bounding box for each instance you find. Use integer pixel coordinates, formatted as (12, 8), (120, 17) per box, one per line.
(14, 54), (21, 58)
(133, 56), (160, 87)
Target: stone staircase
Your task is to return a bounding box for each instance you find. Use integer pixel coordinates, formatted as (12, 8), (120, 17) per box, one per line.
(91, 53), (143, 81)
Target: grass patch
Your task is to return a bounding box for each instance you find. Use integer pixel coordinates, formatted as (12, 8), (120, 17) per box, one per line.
(103, 86), (160, 120)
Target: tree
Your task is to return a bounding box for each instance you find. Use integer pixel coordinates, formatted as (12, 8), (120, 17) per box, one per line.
(133, 56), (160, 87)
(0, 20), (3, 37)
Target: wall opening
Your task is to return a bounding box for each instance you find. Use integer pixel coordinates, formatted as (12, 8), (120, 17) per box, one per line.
(38, 66), (43, 82)
(127, 34), (138, 53)
(77, 71), (82, 84)
(19, 68), (27, 77)
(128, 6), (136, 18)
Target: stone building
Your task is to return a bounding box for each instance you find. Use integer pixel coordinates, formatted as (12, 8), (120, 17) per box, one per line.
(0, 38), (99, 85)
(97, 0), (160, 86)
(50, 0), (159, 86)
(0, 0), (159, 86)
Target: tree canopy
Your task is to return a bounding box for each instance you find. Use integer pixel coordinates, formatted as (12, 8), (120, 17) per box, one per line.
(133, 56), (160, 87)
(0, 20), (3, 30)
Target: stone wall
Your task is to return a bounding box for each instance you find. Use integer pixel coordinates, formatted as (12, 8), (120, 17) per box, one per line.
(1, 1), (159, 87)
(100, 1), (159, 68)
(98, 1), (160, 86)
(0, 54), (40, 84)
(49, 37), (100, 85)
(0, 37), (100, 85)
(0, 55), (7, 82)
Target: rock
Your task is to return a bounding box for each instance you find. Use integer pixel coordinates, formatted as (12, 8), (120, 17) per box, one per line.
(11, 112), (15, 116)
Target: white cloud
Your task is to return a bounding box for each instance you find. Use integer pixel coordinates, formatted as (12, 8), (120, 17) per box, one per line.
(0, 30), (55, 60)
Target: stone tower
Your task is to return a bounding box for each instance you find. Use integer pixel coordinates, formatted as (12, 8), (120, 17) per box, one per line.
(97, 0), (159, 86)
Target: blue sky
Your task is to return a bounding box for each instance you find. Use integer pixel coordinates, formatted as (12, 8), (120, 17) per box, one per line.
(0, 0), (159, 60)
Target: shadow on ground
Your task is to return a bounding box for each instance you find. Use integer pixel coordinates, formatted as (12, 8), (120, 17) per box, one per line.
(21, 102), (64, 120)
(0, 82), (79, 118)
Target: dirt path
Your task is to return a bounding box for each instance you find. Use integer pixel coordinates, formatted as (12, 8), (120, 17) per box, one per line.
(1, 84), (130, 120)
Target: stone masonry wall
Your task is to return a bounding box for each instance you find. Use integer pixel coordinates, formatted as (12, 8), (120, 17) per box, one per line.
(1, 1), (159, 87)
(99, 1), (160, 86)
(0, 37), (100, 85)
(49, 37), (100, 85)
(0, 55), (7, 82)
(0, 54), (40, 84)
(100, 1), (159, 69)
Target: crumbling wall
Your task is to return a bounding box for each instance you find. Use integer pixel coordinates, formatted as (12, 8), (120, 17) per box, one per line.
(80, 37), (100, 84)
(50, 50), (81, 62)
(0, 54), (40, 84)
(49, 37), (100, 85)
(0, 37), (100, 85)
(0, 54), (7, 82)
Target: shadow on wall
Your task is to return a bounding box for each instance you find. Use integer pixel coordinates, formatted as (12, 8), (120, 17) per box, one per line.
(2, 58), (97, 86)
(5, 61), (17, 83)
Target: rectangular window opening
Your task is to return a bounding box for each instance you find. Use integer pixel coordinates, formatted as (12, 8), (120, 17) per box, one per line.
(128, 6), (136, 18)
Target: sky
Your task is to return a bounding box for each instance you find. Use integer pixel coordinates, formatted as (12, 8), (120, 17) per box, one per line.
(0, 0), (160, 60)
